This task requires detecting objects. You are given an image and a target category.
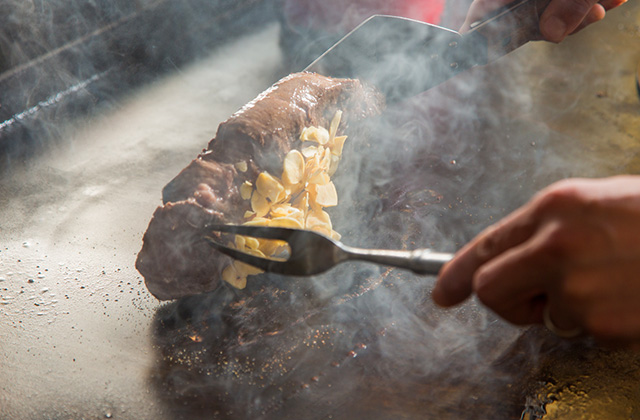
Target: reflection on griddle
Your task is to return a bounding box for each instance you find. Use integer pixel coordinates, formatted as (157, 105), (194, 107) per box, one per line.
(150, 266), (528, 419)
(151, 278), (640, 420)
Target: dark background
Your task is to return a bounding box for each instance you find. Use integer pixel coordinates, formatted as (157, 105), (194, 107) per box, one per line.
(0, 0), (278, 169)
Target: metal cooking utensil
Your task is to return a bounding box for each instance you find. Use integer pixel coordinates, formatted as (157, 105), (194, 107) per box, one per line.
(204, 224), (454, 276)
(305, 0), (552, 102)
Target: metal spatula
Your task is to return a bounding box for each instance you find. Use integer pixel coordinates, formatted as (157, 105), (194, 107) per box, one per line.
(305, 0), (551, 102)
(204, 224), (453, 276)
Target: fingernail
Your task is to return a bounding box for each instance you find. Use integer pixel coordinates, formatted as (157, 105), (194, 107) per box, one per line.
(543, 16), (567, 42)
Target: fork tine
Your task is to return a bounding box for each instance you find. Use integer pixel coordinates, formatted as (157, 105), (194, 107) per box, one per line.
(203, 236), (290, 274)
(205, 223), (295, 240)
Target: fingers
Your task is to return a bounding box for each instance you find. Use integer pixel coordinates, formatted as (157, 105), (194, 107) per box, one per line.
(539, 0), (600, 42)
(463, 0), (628, 41)
(450, 228), (640, 346)
(470, 217), (589, 327)
(433, 176), (640, 349)
(599, 0), (628, 10)
(567, 4), (606, 36)
(567, 0), (630, 36)
(472, 236), (553, 325)
(432, 205), (538, 307)
(565, 261), (640, 343)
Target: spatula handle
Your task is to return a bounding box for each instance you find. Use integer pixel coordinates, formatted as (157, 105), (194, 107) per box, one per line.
(469, 0), (553, 62)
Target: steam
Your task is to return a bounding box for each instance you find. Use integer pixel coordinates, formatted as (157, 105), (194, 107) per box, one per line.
(2, 1), (634, 418)
(150, 8), (565, 416)
(155, 5), (637, 418)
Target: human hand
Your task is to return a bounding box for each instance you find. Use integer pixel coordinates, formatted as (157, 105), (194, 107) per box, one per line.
(462, 0), (627, 42)
(432, 176), (640, 349)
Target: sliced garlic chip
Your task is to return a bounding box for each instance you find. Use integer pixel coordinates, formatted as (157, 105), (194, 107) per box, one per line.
(329, 110), (342, 141)
(301, 126), (330, 145)
(222, 264), (247, 289)
(306, 208), (332, 230)
(256, 172), (285, 203)
(327, 155), (340, 177)
(275, 188), (289, 204)
(301, 146), (318, 159)
(243, 217), (271, 227)
(311, 182), (338, 207)
(312, 225), (333, 237)
(285, 182), (304, 198)
(331, 136), (348, 157)
(259, 239), (287, 257)
(271, 204), (303, 220)
(292, 191), (309, 213)
(315, 127), (330, 145)
(226, 109), (349, 290)
(240, 181), (253, 200)
(299, 126), (313, 141)
(282, 150), (305, 186)
(270, 216), (304, 229)
(235, 235), (246, 250)
(251, 190), (271, 218)
(244, 236), (261, 250)
(304, 153), (321, 181)
(308, 171), (330, 185)
(319, 147), (332, 172)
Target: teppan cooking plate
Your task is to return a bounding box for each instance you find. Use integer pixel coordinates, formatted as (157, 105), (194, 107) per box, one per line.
(2, 4), (640, 419)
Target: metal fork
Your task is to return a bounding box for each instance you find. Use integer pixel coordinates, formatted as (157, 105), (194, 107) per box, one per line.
(204, 224), (454, 276)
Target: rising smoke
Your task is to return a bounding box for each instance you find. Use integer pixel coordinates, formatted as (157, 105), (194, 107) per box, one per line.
(149, 2), (584, 418)
(1, 0), (631, 418)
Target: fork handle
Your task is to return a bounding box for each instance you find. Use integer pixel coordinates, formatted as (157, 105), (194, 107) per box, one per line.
(344, 247), (454, 276)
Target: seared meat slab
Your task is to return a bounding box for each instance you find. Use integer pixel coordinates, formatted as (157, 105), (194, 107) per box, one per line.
(136, 72), (384, 300)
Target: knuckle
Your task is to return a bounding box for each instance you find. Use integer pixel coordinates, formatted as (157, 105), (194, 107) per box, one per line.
(536, 222), (580, 260)
(536, 219), (611, 263)
(532, 180), (584, 216)
(529, 181), (612, 261)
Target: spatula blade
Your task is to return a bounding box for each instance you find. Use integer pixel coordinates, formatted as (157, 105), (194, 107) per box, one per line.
(305, 15), (486, 102)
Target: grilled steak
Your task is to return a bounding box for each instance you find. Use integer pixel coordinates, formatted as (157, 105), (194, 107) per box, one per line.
(136, 72), (384, 300)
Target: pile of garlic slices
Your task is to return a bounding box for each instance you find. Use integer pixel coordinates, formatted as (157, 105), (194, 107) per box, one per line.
(222, 110), (348, 289)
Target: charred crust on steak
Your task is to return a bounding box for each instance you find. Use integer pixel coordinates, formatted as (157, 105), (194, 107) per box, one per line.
(136, 72), (384, 301)
(162, 159), (243, 208)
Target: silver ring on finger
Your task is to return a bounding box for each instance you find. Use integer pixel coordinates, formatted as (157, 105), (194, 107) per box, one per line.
(543, 304), (583, 338)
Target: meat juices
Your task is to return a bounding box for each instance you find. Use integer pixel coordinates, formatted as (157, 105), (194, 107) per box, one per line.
(136, 72), (384, 300)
